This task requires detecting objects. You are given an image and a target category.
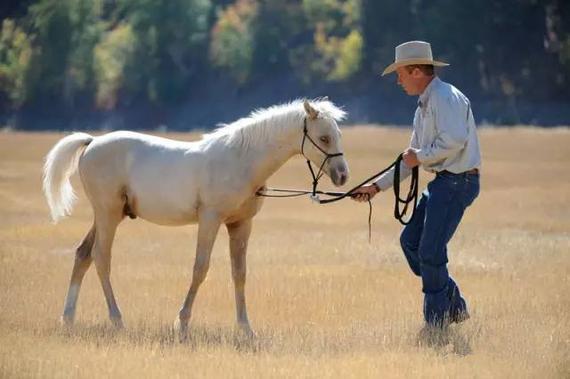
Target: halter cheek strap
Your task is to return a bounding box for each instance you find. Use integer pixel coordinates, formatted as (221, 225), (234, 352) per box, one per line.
(301, 118), (344, 197)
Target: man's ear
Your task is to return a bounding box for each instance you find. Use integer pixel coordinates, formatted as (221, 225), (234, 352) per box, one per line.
(411, 67), (424, 78)
(303, 100), (319, 120)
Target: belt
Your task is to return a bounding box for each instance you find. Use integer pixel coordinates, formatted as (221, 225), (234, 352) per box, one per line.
(438, 168), (479, 176)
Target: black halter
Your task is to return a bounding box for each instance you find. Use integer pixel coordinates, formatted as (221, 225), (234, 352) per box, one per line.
(300, 117), (344, 198)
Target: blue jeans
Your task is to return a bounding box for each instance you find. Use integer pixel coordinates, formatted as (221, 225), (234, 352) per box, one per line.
(400, 171), (480, 326)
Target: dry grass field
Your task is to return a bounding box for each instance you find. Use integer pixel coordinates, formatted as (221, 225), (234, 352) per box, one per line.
(0, 127), (569, 378)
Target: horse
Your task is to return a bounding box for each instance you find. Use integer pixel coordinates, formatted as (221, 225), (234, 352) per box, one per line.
(42, 99), (349, 337)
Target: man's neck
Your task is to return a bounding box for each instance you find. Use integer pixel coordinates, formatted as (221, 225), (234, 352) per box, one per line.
(417, 75), (436, 95)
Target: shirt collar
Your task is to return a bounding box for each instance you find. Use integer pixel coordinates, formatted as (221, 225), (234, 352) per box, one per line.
(418, 76), (440, 109)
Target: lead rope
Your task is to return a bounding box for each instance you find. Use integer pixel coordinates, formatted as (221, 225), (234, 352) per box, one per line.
(393, 155), (419, 225)
(258, 153), (419, 241)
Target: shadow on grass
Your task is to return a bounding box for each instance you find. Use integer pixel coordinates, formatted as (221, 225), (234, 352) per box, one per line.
(415, 323), (481, 356)
(50, 322), (261, 353)
(45, 320), (480, 357)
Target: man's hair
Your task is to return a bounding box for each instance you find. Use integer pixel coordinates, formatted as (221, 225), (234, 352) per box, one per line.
(405, 64), (434, 76)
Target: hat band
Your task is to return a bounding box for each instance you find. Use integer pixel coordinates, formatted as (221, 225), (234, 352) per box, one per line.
(382, 58), (449, 76)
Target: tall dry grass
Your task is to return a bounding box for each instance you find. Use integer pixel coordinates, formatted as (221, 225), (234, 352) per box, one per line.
(0, 127), (568, 378)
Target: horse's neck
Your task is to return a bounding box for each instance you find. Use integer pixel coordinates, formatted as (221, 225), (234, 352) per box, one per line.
(243, 118), (302, 186)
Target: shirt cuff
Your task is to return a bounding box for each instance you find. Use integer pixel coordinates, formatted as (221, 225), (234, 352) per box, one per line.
(374, 177), (391, 192)
(415, 148), (430, 164)
(372, 181), (381, 192)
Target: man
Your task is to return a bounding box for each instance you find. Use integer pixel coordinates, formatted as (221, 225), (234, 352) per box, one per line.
(352, 41), (481, 331)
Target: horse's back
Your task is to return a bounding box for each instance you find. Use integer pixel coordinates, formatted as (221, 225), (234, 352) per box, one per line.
(80, 131), (198, 185)
(85, 131), (194, 153)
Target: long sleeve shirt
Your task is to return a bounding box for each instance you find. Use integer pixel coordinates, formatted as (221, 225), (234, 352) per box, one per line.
(375, 77), (482, 191)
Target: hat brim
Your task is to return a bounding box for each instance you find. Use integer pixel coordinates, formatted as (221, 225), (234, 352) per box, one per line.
(381, 59), (449, 76)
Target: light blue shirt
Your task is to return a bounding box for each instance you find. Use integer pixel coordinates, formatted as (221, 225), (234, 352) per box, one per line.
(375, 77), (482, 191)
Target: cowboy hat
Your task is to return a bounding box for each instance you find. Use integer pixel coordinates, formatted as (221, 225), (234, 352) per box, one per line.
(382, 41), (449, 76)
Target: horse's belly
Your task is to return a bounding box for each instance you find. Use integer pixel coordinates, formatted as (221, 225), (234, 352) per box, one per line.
(129, 188), (198, 226)
(136, 202), (198, 226)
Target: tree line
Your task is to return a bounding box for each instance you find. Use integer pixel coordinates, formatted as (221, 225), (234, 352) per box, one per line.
(1, 0), (569, 128)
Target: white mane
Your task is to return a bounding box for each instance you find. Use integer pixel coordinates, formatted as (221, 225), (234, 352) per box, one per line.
(202, 99), (347, 150)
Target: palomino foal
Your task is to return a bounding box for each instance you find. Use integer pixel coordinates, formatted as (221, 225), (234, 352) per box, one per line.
(43, 100), (349, 337)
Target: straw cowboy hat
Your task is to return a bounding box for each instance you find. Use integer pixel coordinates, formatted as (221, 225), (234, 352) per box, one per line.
(382, 41), (449, 76)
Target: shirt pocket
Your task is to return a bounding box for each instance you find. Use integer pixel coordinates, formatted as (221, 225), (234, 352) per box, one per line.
(420, 112), (437, 147)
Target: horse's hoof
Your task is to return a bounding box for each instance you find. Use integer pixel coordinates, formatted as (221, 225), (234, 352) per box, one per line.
(110, 318), (124, 330)
(238, 325), (256, 340)
(173, 319), (189, 342)
(234, 326), (258, 351)
(60, 315), (74, 329)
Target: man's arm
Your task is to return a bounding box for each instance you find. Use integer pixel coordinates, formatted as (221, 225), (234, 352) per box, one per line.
(374, 125), (420, 191)
(352, 114), (421, 203)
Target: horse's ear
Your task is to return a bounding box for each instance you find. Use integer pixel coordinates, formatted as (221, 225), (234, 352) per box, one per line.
(303, 100), (319, 120)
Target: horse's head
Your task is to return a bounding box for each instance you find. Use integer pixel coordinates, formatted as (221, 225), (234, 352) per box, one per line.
(301, 100), (349, 187)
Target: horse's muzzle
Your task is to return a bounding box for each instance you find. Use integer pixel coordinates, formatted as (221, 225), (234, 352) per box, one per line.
(330, 163), (349, 186)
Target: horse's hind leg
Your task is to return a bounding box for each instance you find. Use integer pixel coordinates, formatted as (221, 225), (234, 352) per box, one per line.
(92, 207), (124, 328)
(226, 219), (253, 336)
(176, 211), (221, 338)
(61, 225), (96, 327)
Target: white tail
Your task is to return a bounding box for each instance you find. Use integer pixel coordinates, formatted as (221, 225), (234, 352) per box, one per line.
(43, 132), (94, 223)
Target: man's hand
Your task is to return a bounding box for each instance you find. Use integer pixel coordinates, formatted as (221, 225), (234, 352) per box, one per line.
(403, 148), (420, 168)
(351, 183), (380, 202)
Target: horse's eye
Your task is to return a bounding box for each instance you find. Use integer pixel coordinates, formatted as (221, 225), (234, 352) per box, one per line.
(319, 136), (330, 145)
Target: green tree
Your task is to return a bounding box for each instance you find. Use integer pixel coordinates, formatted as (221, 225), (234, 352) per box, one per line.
(292, 0), (363, 83)
(93, 23), (136, 109)
(361, 0), (414, 75)
(117, 0), (211, 104)
(250, 1), (305, 78)
(0, 19), (32, 111)
(323, 28), (363, 81)
(210, 0), (257, 84)
(25, 0), (103, 108)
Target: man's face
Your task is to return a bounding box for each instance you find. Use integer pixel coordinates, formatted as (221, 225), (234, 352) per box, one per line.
(396, 66), (423, 96)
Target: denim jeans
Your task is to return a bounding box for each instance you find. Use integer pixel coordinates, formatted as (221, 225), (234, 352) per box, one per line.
(399, 171), (480, 326)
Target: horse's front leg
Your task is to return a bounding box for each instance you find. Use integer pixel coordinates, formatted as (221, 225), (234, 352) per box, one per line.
(226, 218), (254, 337)
(176, 211), (221, 338)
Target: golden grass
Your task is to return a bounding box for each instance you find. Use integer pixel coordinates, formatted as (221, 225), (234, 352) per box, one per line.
(0, 127), (569, 378)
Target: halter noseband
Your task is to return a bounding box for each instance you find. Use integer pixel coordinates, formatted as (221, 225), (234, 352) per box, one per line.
(300, 117), (344, 199)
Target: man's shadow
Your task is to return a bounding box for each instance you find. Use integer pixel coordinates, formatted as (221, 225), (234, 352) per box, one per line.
(416, 325), (476, 356)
